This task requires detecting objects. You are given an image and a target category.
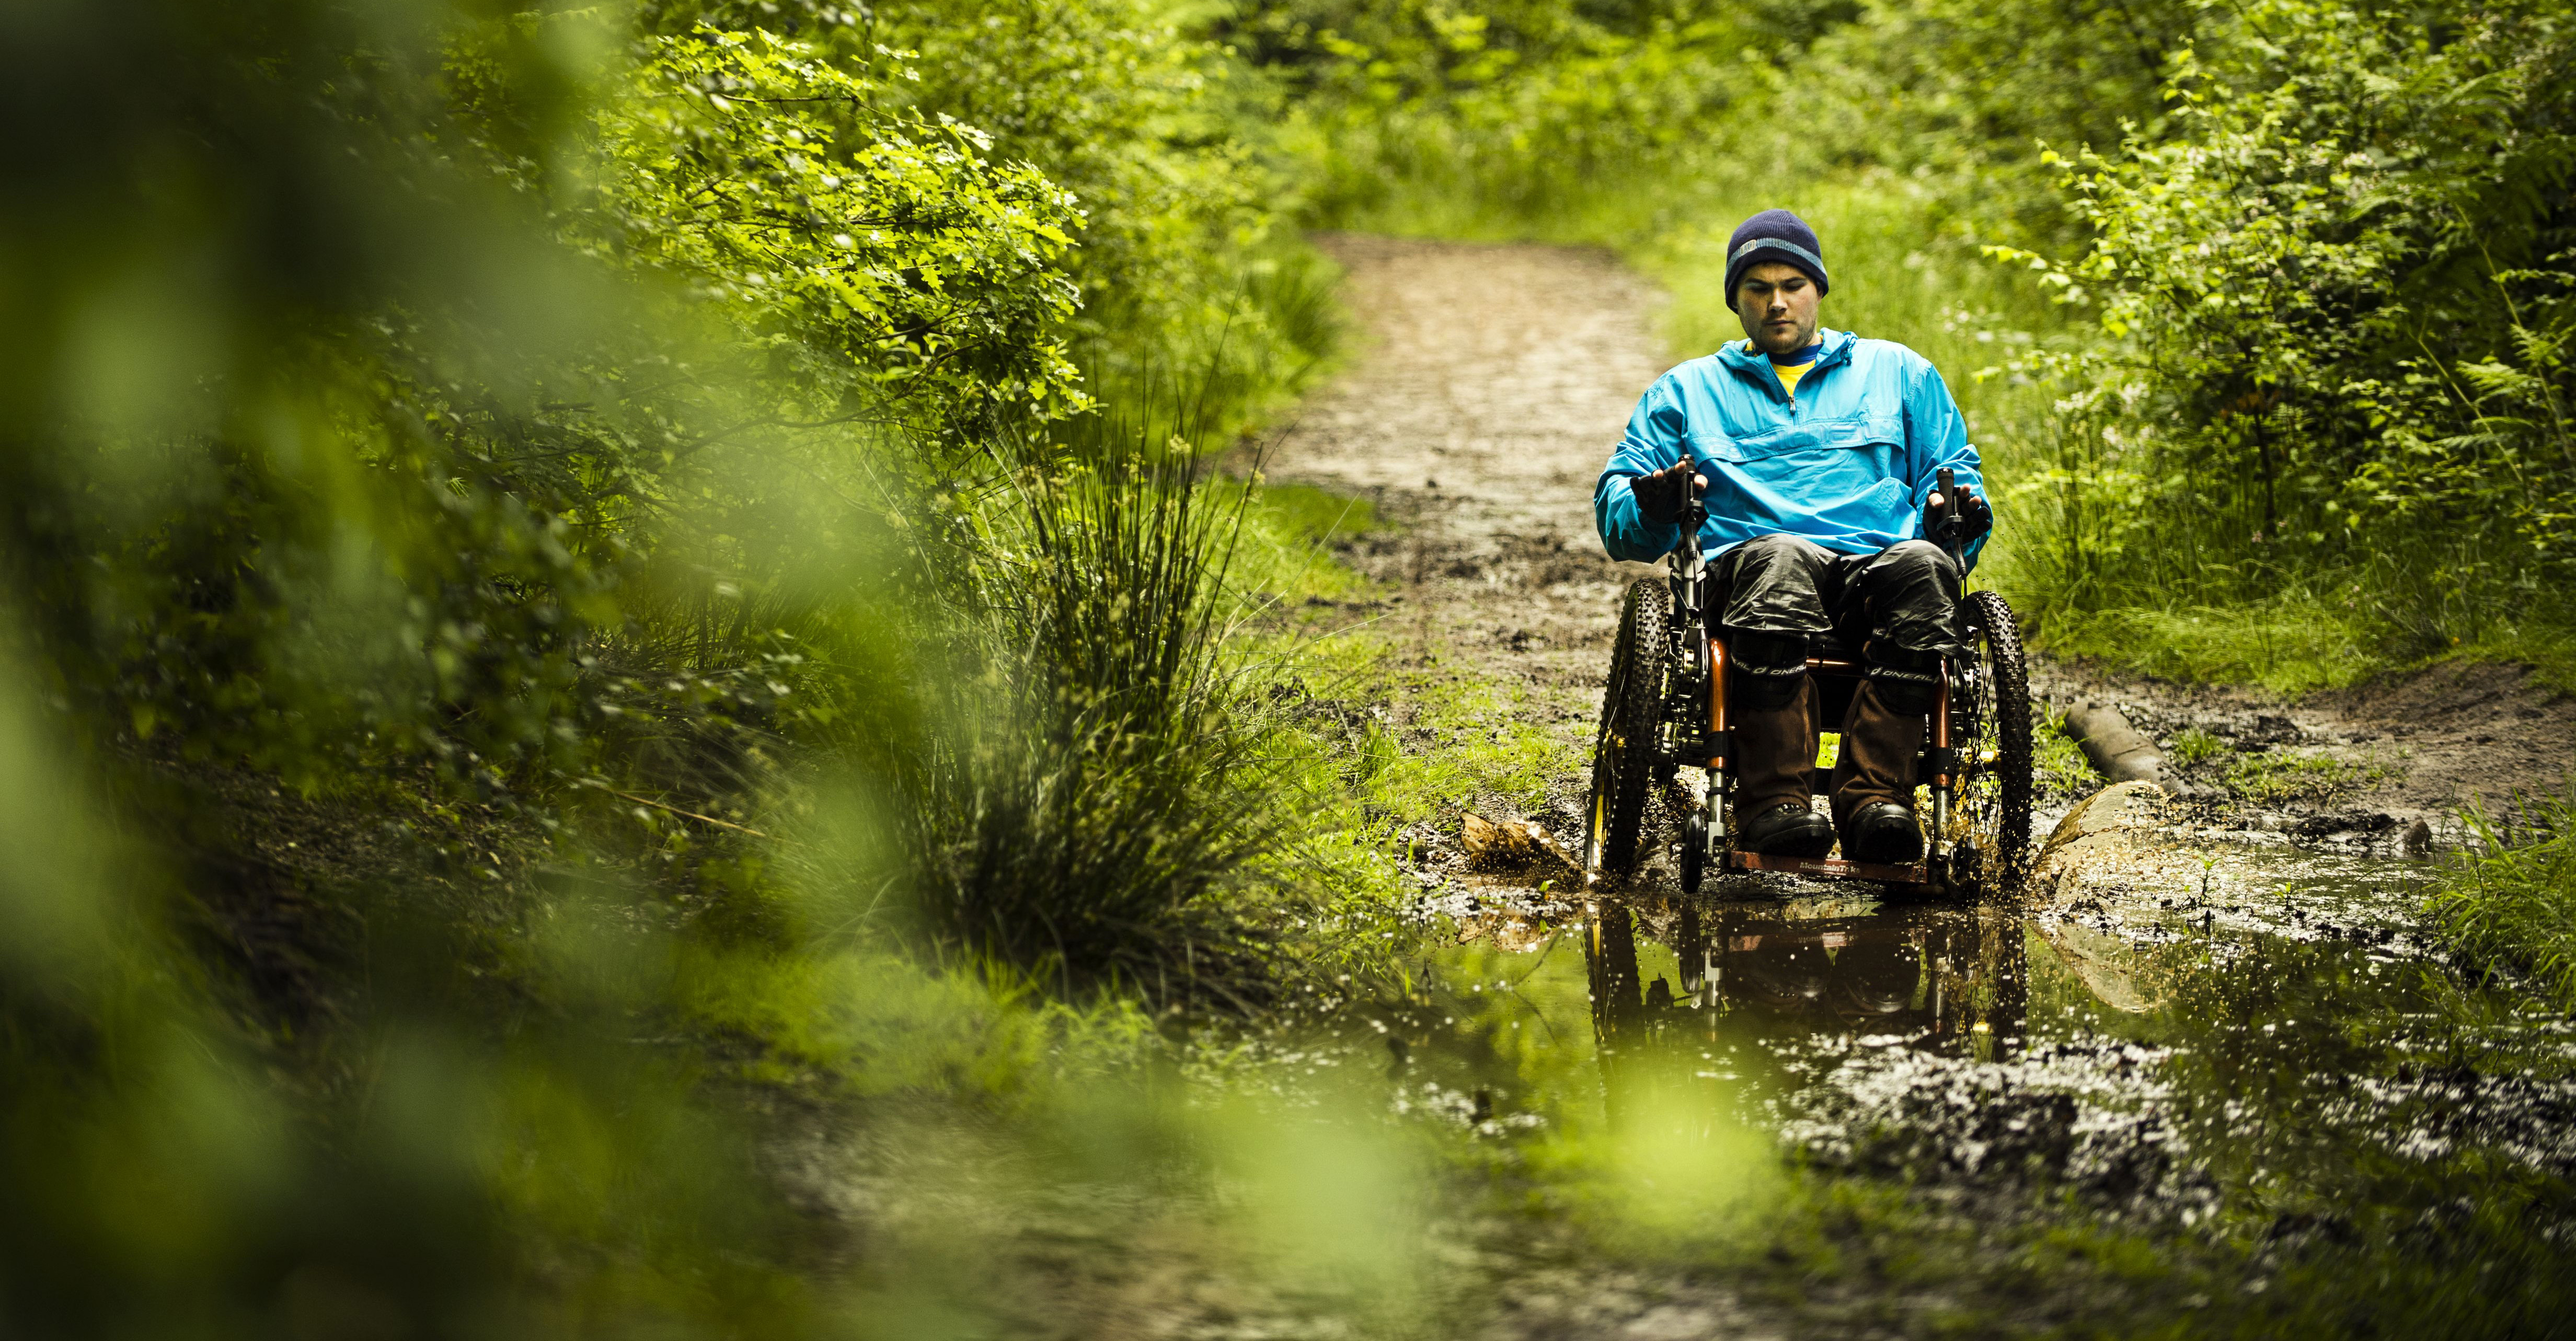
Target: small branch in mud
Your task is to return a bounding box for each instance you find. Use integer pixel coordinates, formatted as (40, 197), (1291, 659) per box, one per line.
(1461, 811), (1579, 877)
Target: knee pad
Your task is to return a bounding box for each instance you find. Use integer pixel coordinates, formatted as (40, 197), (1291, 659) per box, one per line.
(1866, 646), (1943, 716)
(1728, 629), (1809, 711)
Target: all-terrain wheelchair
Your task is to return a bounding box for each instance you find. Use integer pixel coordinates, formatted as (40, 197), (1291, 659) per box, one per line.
(1583, 470), (2034, 897)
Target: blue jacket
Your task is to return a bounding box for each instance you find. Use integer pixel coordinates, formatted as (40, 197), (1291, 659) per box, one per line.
(1594, 329), (1990, 571)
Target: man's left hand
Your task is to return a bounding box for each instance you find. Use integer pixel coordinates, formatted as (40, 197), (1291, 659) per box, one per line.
(1924, 484), (1992, 544)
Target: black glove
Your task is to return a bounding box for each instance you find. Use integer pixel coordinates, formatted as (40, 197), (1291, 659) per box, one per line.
(1924, 482), (1993, 545)
(1629, 461), (1704, 524)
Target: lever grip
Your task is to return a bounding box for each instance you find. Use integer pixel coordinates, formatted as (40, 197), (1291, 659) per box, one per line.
(1933, 467), (1961, 557)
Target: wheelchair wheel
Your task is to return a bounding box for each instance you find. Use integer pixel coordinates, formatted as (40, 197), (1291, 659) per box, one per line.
(1946, 589), (2033, 894)
(1584, 579), (1674, 883)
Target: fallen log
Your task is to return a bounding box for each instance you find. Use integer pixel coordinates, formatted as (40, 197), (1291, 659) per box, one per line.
(2063, 698), (2168, 790)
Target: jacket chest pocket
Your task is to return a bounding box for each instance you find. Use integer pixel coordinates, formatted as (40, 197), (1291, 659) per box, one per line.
(1696, 412), (1904, 464)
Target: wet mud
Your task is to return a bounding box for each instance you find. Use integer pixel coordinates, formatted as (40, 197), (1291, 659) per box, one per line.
(1382, 778), (2573, 1334)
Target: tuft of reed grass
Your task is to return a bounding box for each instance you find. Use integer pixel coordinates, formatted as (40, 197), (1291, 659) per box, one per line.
(891, 414), (1292, 1010)
(2430, 786), (2576, 1005)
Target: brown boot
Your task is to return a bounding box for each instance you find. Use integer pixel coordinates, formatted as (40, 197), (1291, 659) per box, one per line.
(1733, 678), (1834, 856)
(1830, 679), (1927, 858)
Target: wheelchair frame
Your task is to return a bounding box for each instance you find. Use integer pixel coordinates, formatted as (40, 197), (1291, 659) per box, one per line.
(1584, 468), (2033, 898)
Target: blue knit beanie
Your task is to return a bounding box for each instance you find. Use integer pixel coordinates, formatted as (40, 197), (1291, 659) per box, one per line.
(1723, 209), (1830, 301)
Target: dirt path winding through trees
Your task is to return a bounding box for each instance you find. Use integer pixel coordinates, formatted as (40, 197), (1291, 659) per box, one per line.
(1269, 234), (1664, 828)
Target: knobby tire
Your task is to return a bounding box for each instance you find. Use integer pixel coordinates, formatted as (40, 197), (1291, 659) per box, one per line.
(1958, 588), (2034, 891)
(1585, 579), (1673, 882)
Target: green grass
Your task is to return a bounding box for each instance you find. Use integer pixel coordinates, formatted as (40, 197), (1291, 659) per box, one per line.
(2216, 749), (2389, 807)
(1234, 479), (1583, 818)
(2430, 789), (2576, 1007)
(2454, 622), (2576, 699)
(2034, 597), (2378, 697)
(1228, 479), (1384, 610)
(2168, 727), (2229, 767)
(2035, 709), (2106, 799)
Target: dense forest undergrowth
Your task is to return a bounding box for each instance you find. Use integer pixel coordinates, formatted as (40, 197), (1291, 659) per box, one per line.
(2, 0), (2572, 1336)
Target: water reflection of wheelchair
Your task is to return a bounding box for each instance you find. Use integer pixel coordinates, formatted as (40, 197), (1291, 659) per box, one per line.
(1583, 896), (2029, 1062)
(1583, 469), (2034, 897)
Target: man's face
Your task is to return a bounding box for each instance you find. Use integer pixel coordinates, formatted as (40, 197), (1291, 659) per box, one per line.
(1733, 261), (1821, 356)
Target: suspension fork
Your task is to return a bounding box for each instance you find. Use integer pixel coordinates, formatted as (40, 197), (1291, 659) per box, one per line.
(1929, 659), (1953, 861)
(1706, 628), (1730, 843)
(1674, 504), (1707, 681)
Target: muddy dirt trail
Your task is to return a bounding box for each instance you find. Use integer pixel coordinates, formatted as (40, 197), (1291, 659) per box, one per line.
(1269, 234), (1663, 840)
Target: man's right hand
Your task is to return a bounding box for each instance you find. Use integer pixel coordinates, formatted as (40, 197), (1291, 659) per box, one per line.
(1629, 461), (1707, 524)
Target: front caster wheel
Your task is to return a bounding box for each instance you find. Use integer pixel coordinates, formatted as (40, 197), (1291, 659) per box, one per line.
(1680, 810), (1708, 893)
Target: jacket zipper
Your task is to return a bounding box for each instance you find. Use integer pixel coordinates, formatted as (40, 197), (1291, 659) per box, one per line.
(1731, 336), (1848, 414)
(1750, 345), (1836, 412)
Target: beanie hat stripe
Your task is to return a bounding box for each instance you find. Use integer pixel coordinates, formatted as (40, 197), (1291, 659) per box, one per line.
(1722, 208), (1830, 300)
(1728, 236), (1828, 279)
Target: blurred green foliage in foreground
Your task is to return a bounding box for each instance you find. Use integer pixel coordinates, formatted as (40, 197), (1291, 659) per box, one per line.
(0, 0), (1384, 1333)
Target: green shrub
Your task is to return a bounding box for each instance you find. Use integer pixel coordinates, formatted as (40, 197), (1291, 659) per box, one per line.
(2167, 728), (2228, 768)
(2004, 0), (2576, 673)
(2034, 711), (2106, 798)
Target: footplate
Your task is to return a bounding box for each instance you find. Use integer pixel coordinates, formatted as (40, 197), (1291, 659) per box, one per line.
(1723, 850), (1933, 886)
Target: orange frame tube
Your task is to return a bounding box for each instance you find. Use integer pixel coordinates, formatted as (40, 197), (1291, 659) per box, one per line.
(1707, 637), (1728, 768)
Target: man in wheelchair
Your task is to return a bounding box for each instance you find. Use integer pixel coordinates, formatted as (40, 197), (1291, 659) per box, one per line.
(1593, 209), (1993, 867)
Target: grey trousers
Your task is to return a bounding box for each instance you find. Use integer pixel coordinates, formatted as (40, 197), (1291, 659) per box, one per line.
(1715, 534), (1961, 660)
(1715, 534), (1964, 821)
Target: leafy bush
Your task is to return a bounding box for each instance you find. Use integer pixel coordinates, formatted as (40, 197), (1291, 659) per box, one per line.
(2000, 0), (2576, 670)
(0, 0), (1346, 1332)
(1238, 0), (1755, 231)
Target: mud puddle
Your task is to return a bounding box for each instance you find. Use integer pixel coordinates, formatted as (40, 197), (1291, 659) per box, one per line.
(1364, 849), (2566, 1304)
(1556, 856), (2572, 1209)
